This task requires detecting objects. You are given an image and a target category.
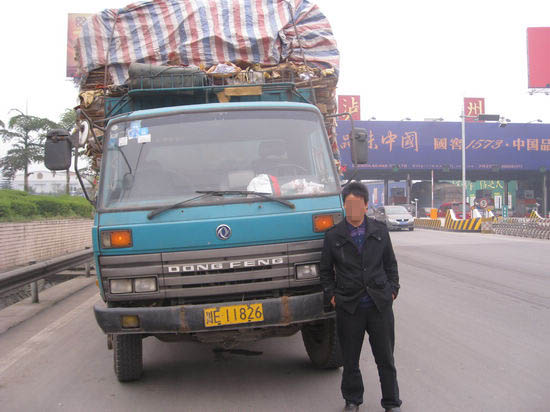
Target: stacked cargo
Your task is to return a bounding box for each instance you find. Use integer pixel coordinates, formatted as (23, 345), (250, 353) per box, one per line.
(73, 0), (341, 171)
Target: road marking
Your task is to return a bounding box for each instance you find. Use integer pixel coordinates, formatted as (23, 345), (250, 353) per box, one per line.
(0, 294), (100, 376)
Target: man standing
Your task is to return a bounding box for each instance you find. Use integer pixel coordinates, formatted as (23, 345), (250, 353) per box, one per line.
(320, 182), (402, 412)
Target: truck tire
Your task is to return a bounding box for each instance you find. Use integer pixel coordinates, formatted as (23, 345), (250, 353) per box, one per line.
(113, 334), (143, 382)
(301, 318), (343, 369)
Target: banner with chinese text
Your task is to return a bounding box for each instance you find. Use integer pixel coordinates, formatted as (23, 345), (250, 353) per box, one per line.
(336, 121), (550, 171)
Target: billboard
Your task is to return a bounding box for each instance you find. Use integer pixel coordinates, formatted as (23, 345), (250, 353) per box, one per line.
(67, 14), (92, 78)
(336, 121), (550, 171)
(463, 97), (485, 122)
(337, 95), (361, 120)
(527, 27), (550, 89)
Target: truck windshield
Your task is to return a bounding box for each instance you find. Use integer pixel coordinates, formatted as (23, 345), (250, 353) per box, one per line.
(99, 109), (339, 210)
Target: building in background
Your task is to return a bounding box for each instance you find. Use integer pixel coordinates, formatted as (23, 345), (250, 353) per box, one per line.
(10, 170), (91, 195)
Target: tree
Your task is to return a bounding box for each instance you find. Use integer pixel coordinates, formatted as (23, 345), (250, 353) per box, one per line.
(0, 110), (58, 192)
(58, 108), (77, 131)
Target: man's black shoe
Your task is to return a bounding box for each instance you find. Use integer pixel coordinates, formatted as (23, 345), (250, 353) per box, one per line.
(343, 402), (359, 411)
(385, 408), (401, 412)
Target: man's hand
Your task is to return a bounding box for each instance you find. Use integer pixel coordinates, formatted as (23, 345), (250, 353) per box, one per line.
(331, 296), (336, 307)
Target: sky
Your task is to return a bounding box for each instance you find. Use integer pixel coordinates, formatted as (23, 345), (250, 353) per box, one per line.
(1, 0), (549, 160)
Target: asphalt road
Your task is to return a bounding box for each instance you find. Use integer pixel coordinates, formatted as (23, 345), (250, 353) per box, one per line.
(0, 230), (548, 412)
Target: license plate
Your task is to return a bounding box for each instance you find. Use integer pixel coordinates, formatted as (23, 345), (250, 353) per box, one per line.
(204, 303), (264, 327)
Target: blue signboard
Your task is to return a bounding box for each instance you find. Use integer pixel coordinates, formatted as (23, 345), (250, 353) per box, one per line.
(336, 121), (550, 171)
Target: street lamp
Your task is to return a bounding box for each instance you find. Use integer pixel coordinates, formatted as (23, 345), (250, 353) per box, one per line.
(368, 116), (377, 121)
(424, 117), (444, 121)
(400, 117), (411, 121)
(528, 119), (542, 123)
(460, 111), (504, 219)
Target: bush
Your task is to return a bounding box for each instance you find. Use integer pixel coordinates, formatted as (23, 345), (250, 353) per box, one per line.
(0, 199), (12, 218)
(0, 190), (94, 221)
(34, 196), (73, 217)
(0, 189), (30, 200)
(10, 199), (38, 217)
(67, 200), (94, 218)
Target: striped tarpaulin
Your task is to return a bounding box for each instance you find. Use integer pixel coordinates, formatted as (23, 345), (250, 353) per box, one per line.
(75, 0), (340, 85)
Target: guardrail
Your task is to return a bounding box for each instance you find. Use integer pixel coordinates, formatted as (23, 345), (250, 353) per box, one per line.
(491, 217), (550, 239)
(0, 249), (94, 303)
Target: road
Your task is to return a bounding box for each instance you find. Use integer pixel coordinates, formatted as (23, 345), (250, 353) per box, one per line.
(0, 230), (548, 412)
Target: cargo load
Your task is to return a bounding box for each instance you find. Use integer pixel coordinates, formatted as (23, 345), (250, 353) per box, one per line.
(72, 0), (342, 172)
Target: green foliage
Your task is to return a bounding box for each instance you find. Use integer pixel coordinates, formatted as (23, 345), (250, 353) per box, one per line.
(10, 198), (38, 217)
(33, 196), (72, 216)
(0, 189), (93, 221)
(0, 109), (59, 185)
(0, 199), (11, 218)
(58, 109), (77, 132)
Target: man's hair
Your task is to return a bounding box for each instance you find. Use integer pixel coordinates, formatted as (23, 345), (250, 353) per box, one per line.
(342, 182), (369, 203)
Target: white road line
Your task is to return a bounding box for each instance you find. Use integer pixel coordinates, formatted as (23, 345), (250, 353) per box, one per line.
(0, 294), (100, 376)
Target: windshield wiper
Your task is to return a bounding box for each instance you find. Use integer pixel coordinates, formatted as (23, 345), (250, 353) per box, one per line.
(147, 192), (215, 220)
(147, 190), (295, 220)
(196, 190), (295, 209)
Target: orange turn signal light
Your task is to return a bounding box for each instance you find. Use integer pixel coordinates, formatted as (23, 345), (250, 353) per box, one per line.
(101, 230), (133, 248)
(313, 214), (336, 232)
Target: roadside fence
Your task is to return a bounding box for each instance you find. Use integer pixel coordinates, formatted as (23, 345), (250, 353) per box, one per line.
(490, 217), (550, 240)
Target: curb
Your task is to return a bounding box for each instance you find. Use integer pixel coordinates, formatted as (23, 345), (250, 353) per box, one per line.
(0, 276), (97, 335)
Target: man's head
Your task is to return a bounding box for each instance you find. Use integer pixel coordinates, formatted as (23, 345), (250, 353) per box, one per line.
(342, 182), (369, 222)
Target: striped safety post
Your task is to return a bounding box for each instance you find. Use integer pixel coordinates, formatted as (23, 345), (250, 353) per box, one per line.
(443, 210), (483, 232)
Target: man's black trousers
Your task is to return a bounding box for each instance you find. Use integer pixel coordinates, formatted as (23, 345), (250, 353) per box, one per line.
(336, 303), (402, 409)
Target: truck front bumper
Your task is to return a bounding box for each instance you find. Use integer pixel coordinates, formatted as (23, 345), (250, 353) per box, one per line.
(94, 292), (333, 335)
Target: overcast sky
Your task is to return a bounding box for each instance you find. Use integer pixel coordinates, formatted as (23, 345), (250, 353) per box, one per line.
(1, 0), (549, 159)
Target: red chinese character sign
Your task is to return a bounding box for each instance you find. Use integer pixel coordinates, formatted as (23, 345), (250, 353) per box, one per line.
(338, 95), (361, 121)
(464, 98), (485, 122)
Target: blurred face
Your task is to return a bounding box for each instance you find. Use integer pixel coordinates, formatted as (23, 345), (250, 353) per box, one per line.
(344, 193), (368, 224)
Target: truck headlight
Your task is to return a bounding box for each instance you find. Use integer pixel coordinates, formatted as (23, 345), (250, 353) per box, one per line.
(110, 279), (133, 294)
(134, 277), (158, 293)
(296, 264), (319, 280)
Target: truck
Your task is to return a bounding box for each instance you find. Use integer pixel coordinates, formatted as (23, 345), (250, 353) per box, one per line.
(45, 0), (367, 381)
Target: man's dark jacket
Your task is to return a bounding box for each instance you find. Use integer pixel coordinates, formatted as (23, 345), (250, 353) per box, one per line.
(320, 217), (399, 314)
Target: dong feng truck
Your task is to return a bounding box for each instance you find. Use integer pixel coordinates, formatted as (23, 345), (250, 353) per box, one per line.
(45, 73), (367, 381)
(46, 0), (368, 381)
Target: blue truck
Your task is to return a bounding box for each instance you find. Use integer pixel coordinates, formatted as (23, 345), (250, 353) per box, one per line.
(45, 70), (367, 381)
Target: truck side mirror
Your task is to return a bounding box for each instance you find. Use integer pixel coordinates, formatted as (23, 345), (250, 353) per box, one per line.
(350, 127), (368, 165)
(45, 129), (72, 170)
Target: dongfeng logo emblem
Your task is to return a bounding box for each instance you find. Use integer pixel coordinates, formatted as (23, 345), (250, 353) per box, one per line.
(216, 224), (232, 240)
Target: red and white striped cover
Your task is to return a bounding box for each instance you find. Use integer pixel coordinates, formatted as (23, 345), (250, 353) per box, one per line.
(75, 0), (339, 85)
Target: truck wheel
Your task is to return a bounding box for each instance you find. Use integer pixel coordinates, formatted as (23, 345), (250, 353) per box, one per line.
(301, 318), (343, 369)
(113, 334), (143, 382)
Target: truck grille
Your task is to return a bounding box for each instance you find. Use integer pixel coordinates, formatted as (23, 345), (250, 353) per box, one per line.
(99, 240), (322, 302)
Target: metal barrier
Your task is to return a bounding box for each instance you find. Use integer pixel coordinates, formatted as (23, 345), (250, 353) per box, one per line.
(0, 249), (94, 303)
(491, 217), (550, 240)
